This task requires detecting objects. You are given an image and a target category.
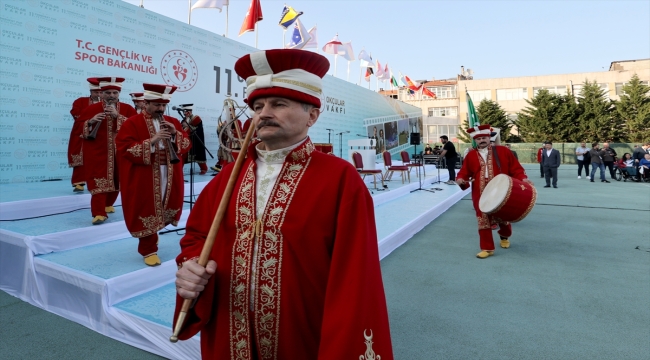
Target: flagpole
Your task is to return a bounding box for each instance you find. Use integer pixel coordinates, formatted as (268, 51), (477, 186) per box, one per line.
(283, 29), (286, 48)
(225, 5), (229, 37)
(188, 0), (191, 24)
(334, 54), (338, 78)
(347, 61), (350, 82)
(255, 22), (258, 49)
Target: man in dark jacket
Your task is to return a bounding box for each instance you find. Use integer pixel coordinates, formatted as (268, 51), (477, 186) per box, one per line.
(602, 142), (617, 180)
(589, 142), (609, 183)
(541, 141), (561, 188)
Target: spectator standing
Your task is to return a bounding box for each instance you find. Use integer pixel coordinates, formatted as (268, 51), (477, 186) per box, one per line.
(439, 135), (457, 184)
(602, 142), (617, 180)
(537, 145), (544, 178)
(575, 142), (590, 179)
(589, 142), (609, 183)
(541, 141), (561, 188)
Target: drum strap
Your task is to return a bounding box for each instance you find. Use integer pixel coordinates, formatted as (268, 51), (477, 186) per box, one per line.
(492, 146), (502, 173)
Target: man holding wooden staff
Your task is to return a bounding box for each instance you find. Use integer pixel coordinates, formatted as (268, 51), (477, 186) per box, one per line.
(78, 77), (137, 225)
(116, 84), (191, 266)
(172, 49), (394, 359)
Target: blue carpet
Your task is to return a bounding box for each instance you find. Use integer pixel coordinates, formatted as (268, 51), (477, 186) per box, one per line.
(115, 282), (178, 329)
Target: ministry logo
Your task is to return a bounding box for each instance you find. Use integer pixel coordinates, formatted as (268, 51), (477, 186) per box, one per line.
(160, 50), (197, 92)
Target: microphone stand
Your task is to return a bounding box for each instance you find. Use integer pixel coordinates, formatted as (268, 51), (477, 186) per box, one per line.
(336, 131), (349, 158)
(410, 140), (436, 194)
(325, 128), (334, 144)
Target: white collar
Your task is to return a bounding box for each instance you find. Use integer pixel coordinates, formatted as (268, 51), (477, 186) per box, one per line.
(255, 138), (306, 164)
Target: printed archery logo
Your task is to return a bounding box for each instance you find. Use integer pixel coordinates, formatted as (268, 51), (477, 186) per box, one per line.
(160, 49), (198, 92)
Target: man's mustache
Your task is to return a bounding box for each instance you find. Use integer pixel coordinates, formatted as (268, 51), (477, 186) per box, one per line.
(257, 121), (279, 129)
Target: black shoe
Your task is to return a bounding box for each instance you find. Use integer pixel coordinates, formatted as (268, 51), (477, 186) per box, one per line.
(540, 176), (544, 178)
(602, 180), (610, 183)
(553, 186), (558, 188)
(590, 179), (594, 182)
(544, 185), (551, 188)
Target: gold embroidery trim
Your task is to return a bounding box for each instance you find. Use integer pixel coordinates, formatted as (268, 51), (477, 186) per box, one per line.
(513, 185), (537, 223)
(127, 143), (143, 158)
(360, 329), (381, 360)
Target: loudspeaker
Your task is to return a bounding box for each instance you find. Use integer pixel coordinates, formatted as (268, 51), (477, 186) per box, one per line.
(410, 133), (421, 145)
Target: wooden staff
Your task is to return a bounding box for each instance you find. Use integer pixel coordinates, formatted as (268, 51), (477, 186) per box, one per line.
(170, 118), (257, 343)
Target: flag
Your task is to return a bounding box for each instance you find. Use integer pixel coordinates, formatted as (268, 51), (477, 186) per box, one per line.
(303, 25), (318, 49)
(285, 19), (311, 49)
(381, 64), (390, 80)
(239, 0), (263, 36)
(390, 70), (399, 87)
(375, 60), (385, 79)
(399, 72), (408, 87)
(322, 34), (343, 54)
(364, 67), (374, 82)
(278, 5), (302, 29)
(341, 41), (355, 61)
(358, 50), (374, 68)
(466, 90), (480, 146)
(422, 86), (437, 99)
(191, 0), (228, 11)
(404, 75), (421, 91)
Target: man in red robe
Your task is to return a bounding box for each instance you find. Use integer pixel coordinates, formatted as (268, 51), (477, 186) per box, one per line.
(116, 84), (191, 266)
(78, 77), (137, 225)
(172, 49), (394, 359)
(456, 124), (533, 259)
(129, 92), (145, 114)
(178, 104), (209, 175)
(68, 77), (101, 192)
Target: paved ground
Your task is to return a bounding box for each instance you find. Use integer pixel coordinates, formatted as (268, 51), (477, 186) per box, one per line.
(2, 165), (648, 359)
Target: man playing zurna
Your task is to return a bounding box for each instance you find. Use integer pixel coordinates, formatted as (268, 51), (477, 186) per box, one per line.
(456, 124), (532, 259)
(116, 84), (191, 266)
(129, 92), (145, 114)
(178, 104), (209, 175)
(78, 77), (137, 225)
(68, 77), (101, 192)
(172, 49), (394, 359)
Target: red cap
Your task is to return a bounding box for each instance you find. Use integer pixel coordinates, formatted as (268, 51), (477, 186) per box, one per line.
(466, 124), (492, 139)
(87, 77), (100, 90)
(142, 83), (177, 103)
(129, 92), (144, 101)
(234, 49), (329, 108)
(97, 77), (125, 91)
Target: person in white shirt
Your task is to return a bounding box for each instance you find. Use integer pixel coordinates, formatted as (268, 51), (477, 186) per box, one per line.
(575, 142), (590, 179)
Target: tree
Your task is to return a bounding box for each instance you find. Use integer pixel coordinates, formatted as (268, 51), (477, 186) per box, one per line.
(515, 89), (566, 142)
(576, 80), (621, 142)
(614, 74), (650, 142)
(476, 99), (512, 142)
(457, 117), (472, 143)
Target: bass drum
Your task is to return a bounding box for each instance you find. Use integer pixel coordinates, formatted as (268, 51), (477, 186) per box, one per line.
(479, 174), (537, 223)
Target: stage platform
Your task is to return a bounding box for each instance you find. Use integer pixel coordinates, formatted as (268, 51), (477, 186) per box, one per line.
(0, 163), (465, 359)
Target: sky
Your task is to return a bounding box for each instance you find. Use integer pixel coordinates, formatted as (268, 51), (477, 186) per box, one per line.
(122, 0), (650, 85)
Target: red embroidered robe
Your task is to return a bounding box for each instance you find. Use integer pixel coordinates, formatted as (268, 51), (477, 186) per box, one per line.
(456, 145), (528, 229)
(79, 101), (137, 195)
(115, 112), (191, 238)
(173, 138), (394, 360)
(68, 97), (96, 167)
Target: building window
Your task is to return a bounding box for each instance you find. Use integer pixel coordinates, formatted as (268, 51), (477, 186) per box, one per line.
(496, 88), (528, 101)
(533, 86), (567, 96)
(572, 83), (610, 99)
(427, 107), (458, 117)
(616, 81), (649, 95)
(427, 86), (457, 99)
(467, 90), (491, 103)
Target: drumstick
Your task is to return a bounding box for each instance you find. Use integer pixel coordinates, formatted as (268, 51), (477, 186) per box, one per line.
(170, 119), (256, 343)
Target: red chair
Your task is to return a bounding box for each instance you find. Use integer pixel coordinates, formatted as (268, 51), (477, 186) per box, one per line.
(382, 151), (410, 184)
(400, 151), (425, 178)
(352, 152), (384, 189)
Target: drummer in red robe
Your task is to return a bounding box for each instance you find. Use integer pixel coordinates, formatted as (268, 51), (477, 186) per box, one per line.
(68, 77), (101, 192)
(172, 49), (394, 359)
(116, 84), (191, 266)
(78, 77), (137, 225)
(456, 124), (533, 258)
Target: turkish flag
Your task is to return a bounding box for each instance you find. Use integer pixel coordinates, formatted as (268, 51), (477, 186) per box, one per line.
(239, 0), (263, 36)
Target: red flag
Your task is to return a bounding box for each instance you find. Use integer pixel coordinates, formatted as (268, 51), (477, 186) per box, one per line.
(364, 67), (374, 82)
(239, 0), (263, 36)
(422, 86), (437, 99)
